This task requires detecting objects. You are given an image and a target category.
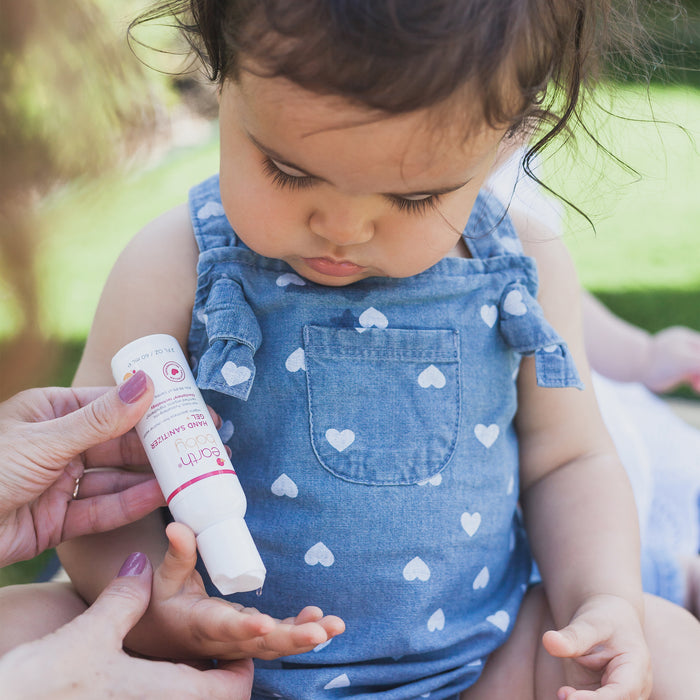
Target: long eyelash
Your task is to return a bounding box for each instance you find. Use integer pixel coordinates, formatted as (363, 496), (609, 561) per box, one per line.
(262, 157), (315, 191)
(388, 194), (441, 215)
(263, 155), (441, 215)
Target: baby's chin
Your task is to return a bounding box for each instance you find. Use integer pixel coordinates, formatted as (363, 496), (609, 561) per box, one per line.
(293, 268), (375, 287)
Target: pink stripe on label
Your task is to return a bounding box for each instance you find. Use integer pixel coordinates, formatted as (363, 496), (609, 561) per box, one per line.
(166, 469), (237, 504)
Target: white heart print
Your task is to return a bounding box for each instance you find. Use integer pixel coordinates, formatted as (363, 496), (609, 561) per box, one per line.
(220, 361), (252, 387)
(427, 608), (445, 632)
(403, 556), (431, 581)
(324, 674), (350, 690)
(276, 272), (306, 287)
(460, 511), (481, 537)
(197, 201), (225, 219)
(487, 610), (510, 632)
(417, 365), (446, 389)
(474, 424), (499, 448)
(357, 307), (388, 330)
(271, 474), (298, 498)
(480, 304), (498, 328)
(473, 566), (490, 590)
(417, 473), (443, 487)
(285, 348), (306, 372)
(326, 428), (355, 452)
(305, 542), (335, 567)
(503, 289), (527, 316)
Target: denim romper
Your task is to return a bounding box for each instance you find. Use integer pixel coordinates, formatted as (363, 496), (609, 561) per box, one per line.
(187, 175), (582, 699)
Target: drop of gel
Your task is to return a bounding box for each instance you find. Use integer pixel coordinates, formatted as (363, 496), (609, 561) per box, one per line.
(256, 587), (263, 597)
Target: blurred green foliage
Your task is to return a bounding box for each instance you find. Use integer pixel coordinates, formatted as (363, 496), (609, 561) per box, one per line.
(0, 0), (164, 357)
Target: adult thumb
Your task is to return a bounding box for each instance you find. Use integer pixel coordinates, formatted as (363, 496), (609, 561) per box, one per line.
(48, 371), (154, 459)
(79, 552), (153, 645)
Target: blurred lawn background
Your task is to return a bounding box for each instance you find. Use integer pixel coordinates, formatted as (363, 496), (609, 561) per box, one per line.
(0, 1), (698, 586)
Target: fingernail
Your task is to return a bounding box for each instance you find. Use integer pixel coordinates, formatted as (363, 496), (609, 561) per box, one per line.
(118, 552), (148, 577)
(118, 370), (148, 404)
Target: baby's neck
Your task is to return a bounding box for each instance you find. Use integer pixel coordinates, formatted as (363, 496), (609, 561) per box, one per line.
(447, 237), (471, 259)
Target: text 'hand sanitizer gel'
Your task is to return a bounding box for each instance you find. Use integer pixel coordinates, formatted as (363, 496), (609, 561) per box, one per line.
(111, 334), (265, 594)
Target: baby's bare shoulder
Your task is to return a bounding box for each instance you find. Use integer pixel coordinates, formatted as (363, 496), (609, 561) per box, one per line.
(75, 204), (199, 385)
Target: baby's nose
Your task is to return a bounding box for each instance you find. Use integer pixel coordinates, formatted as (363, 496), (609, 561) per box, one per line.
(308, 203), (374, 246)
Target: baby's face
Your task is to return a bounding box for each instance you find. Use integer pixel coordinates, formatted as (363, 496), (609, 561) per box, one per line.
(217, 73), (506, 286)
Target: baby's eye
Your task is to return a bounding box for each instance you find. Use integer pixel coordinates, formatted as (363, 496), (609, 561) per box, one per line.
(270, 159), (307, 178)
(388, 193), (440, 215)
(263, 155), (440, 215)
(263, 157), (315, 190)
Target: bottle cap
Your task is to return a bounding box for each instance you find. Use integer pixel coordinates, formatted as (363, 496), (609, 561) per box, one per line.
(196, 518), (266, 595)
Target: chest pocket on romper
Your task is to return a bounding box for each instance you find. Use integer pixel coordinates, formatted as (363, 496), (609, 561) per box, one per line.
(303, 325), (461, 485)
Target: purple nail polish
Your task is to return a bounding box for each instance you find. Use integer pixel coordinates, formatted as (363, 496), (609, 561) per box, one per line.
(118, 370), (148, 404)
(118, 552), (148, 577)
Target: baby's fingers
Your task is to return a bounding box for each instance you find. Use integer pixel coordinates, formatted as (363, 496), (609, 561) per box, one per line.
(193, 599), (277, 642)
(283, 606), (324, 625)
(543, 620), (606, 662)
(252, 621), (333, 659)
(156, 522), (199, 597)
(556, 685), (644, 700)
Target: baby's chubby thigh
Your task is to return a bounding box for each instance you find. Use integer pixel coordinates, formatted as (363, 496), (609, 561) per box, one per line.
(459, 585), (564, 700)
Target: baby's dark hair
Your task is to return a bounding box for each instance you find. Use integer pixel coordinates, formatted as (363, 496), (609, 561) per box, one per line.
(132, 0), (684, 163)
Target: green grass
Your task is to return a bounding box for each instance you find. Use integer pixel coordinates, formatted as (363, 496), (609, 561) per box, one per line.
(1, 83), (699, 587)
(550, 85), (700, 293)
(548, 85), (700, 346)
(34, 125), (221, 341)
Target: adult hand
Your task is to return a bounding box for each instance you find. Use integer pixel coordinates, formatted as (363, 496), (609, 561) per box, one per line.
(0, 552), (254, 700)
(0, 371), (165, 566)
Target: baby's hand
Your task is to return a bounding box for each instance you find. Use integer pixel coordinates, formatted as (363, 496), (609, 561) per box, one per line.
(643, 326), (700, 394)
(125, 522), (345, 661)
(542, 594), (652, 700)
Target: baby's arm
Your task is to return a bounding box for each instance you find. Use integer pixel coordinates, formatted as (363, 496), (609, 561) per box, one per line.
(517, 235), (651, 695)
(581, 290), (700, 393)
(58, 205), (344, 660)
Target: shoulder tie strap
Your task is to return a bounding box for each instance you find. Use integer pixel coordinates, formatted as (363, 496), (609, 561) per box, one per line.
(498, 281), (583, 390)
(195, 276), (261, 400)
